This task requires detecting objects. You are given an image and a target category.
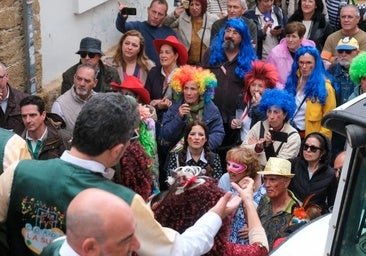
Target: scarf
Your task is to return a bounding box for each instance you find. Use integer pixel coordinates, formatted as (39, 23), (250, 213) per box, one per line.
(187, 99), (205, 123)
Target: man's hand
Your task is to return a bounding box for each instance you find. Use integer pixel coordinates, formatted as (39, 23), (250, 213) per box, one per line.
(210, 191), (241, 219)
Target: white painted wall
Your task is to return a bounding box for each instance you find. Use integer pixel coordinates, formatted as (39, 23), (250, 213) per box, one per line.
(39, 0), (175, 87)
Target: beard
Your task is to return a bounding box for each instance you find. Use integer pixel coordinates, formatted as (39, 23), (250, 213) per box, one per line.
(338, 59), (351, 69)
(222, 39), (235, 51)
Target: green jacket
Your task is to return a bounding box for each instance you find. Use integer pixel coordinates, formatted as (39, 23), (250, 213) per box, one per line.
(6, 159), (135, 255)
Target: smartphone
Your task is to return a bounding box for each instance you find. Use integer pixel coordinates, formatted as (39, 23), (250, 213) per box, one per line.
(270, 130), (288, 142)
(273, 25), (282, 30)
(120, 8), (137, 15)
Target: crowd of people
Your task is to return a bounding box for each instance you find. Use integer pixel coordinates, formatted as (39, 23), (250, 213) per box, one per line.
(1, 0), (366, 255)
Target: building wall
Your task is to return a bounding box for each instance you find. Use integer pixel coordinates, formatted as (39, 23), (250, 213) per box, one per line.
(0, 0), (42, 92)
(0, 0), (175, 101)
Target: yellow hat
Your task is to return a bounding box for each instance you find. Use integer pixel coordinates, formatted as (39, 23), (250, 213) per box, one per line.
(257, 157), (294, 178)
(336, 37), (359, 51)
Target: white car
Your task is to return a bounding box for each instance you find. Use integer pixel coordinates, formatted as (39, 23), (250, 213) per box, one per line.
(271, 93), (366, 256)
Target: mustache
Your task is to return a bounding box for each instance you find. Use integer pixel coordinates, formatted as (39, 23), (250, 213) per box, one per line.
(222, 39), (235, 51)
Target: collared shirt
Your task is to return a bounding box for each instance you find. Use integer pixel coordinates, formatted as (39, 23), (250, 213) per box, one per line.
(257, 190), (299, 249)
(59, 238), (79, 256)
(60, 151), (115, 180)
(0, 86), (10, 113)
(26, 128), (48, 159)
(186, 150), (207, 164)
(165, 150), (223, 179)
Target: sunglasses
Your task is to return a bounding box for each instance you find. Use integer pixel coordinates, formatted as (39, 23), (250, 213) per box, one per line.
(226, 161), (247, 174)
(337, 49), (354, 54)
(129, 129), (140, 143)
(303, 144), (322, 153)
(79, 52), (97, 58)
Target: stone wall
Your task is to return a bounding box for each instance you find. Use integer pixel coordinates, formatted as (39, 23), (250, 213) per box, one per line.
(0, 0), (47, 103)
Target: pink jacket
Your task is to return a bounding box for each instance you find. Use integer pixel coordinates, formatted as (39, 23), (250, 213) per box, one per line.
(266, 38), (315, 89)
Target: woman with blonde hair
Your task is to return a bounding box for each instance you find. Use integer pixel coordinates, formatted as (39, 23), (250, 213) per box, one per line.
(112, 30), (154, 83)
(218, 147), (266, 245)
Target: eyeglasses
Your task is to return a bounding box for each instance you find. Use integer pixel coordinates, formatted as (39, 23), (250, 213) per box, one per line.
(79, 52), (97, 58)
(337, 49), (354, 54)
(129, 129), (140, 143)
(0, 73), (7, 79)
(298, 61), (314, 67)
(303, 144), (322, 153)
(226, 161), (247, 174)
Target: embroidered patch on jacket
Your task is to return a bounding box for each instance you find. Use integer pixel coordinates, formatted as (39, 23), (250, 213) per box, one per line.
(21, 197), (65, 254)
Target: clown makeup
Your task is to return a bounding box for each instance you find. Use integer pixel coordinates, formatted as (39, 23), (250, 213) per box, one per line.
(266, 106), (286, 130)
(187, 125), (207, 150)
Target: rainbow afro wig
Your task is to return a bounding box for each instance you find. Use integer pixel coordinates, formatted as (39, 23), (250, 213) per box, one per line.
(349, 52), (366, 84)
(170, 65), (217, 102)
(259, 88), (297, 121)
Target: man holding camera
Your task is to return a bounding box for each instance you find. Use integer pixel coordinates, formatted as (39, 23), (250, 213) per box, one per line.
(116, 0), (176, 64)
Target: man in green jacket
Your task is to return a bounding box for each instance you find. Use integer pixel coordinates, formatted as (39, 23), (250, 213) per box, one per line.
(0, 93), (237, 255)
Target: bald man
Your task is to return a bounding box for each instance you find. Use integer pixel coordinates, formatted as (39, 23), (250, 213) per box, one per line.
(41, 188), (140, 255)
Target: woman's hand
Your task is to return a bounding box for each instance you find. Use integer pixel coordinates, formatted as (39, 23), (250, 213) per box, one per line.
(264, 130), (273, 146)
(173, 6), (185, 18)
(178, 103), (190, 119)
(150, 98), (172, 110)
(232, 177), (254, 201)
(231, 119), (240, 129)
(252, 92), (262, 105)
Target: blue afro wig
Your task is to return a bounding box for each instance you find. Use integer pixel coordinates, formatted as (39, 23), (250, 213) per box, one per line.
(259, 88), (297, 121)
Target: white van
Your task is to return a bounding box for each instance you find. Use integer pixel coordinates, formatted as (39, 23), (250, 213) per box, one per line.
(271, 93), (366, 256)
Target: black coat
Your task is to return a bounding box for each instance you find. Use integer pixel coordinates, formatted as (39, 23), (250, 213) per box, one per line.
(289, 156), (338, 213)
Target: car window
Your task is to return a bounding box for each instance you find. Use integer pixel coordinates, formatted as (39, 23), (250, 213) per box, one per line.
(335, 147), (366, 255)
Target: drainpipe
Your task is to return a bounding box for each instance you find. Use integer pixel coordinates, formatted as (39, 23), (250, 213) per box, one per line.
(22, 0), (37, 94)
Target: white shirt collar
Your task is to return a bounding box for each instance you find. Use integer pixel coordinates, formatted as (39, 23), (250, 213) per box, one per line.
(60, 238), (79, 256)
(25, 127), (48, 142)
(60, 151), (115, 180)
(186, 150), (207, 164)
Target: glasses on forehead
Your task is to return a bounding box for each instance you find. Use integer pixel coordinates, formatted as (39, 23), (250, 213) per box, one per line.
(303, 144), (322, 153)
(79, 52), (97, 58)
(337, 49), (354, 54)
(129, 129), (140, 143)
(226, 161), (247, 174)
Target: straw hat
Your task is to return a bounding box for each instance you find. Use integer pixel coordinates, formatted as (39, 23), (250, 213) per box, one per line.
(153, 36), (188, 66)
(257, 157), (294, 178)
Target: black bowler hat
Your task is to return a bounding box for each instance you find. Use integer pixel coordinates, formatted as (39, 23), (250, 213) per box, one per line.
(75, 37), (104, 55)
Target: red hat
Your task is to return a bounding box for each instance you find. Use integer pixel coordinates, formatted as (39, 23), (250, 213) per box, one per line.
(153, 36), (188, 66)
(110, 76), (151, 104)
